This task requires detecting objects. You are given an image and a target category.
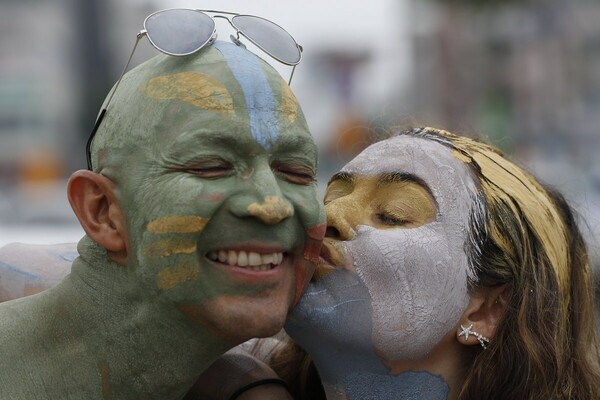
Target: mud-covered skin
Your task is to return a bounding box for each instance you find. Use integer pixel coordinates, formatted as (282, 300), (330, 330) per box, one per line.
(0, 41), (324, 399)
(286, 136), (477, 399)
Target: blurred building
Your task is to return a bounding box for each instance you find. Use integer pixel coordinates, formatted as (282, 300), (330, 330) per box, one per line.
(0, 0), (156, 238)
(403, 0), (600, 151)
(391, 0), (600, 270)
(0, 0), (159, 179)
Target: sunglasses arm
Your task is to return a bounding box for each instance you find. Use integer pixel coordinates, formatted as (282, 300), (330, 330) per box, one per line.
(288, 65), (297, 86)
(105, 35), (143, 110)
(287, 45), (303, 85)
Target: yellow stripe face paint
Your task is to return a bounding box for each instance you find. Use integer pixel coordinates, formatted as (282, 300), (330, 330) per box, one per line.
(145, 216), (207, 289)
(147, 216), (208, 234)
(144, 238), (197, 259)
(156, 262), (201, 290)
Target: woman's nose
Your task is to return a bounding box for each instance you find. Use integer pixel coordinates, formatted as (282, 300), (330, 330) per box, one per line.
(325, 200), (359, 241)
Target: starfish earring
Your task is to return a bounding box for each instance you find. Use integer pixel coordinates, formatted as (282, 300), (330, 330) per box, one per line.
(459, 324), (490, 349)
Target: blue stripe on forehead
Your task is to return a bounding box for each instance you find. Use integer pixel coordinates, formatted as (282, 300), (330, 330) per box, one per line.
(213, 41), (279, 150)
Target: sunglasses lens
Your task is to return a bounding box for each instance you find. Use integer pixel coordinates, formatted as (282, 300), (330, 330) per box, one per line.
(232, 15), (301, 65)
(145, 9), (215, 55)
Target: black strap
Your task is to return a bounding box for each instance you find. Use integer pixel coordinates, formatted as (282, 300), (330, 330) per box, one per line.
(228, 378), (290, 400)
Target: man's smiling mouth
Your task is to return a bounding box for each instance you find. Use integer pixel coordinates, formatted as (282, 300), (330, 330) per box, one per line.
(207, 250), (284, 271)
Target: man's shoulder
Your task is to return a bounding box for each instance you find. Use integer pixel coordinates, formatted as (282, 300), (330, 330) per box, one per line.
(0, 243), (76, 302)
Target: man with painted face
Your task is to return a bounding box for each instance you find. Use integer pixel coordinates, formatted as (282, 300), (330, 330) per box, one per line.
(0, 38), (325, 398)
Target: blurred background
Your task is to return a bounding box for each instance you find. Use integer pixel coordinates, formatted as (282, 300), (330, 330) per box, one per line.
(1, 0), (599, 286)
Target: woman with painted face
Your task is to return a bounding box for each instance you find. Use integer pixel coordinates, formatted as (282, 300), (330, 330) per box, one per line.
(265, 127), (600, 400)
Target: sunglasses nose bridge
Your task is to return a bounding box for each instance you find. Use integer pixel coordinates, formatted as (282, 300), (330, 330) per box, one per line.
(230, 34), (246, 49)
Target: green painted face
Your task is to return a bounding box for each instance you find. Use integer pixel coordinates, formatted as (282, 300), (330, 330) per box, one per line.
(92, 42), (325, 343)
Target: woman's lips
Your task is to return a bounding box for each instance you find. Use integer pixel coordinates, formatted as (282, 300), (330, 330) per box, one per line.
(313, 239), (349, 281)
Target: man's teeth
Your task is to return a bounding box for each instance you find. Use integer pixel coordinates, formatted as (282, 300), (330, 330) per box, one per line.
(207, 250), (283, 270)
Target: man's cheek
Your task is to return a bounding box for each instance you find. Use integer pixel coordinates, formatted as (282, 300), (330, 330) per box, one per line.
(289, 185), (326, 229)
(303, 222), (326, 264)
(293, 259), (314, 307)
(135, 215), (210, 292)
(294, 222), (326, 306)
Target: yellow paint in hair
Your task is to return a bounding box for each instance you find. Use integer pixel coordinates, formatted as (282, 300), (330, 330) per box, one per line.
(433, 128), (570, 307)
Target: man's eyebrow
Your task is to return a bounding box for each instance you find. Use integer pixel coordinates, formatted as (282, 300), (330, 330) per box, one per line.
(328, 172), (354, 185)
(377, 172), (437, 203)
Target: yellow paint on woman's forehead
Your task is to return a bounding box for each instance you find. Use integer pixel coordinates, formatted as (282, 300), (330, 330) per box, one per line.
(139, 72), (234, 114)
(156, 262), (201, 289)
(147, 216), (209, 234)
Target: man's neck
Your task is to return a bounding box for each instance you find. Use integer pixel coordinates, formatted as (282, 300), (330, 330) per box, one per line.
(0, 238), (232, 399)
(71, 239), (234, 398)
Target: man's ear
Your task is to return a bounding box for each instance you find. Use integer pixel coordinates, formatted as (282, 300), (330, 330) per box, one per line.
(455, 284), (511, 347)
(67, 170), (128, 264)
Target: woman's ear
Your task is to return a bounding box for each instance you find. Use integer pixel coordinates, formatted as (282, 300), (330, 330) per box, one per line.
(455, 284), (511, 347)
(67, 170), (128, 264)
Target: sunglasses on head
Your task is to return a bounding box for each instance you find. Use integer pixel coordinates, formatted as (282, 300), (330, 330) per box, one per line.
(86, 8), (303, 170)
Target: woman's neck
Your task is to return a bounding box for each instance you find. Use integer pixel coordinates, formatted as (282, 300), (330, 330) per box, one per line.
(305, 335), (453, 400)
(289, 319), (461, 400)
(286, 269), (464, 400)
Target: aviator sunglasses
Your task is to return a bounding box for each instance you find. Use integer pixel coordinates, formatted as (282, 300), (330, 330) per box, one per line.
(86, 8), (303, 170)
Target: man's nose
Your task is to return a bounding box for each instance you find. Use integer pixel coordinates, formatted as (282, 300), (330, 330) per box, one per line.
(230, 165), (294, 225)
(325, 199), (361, 241)
(247, 195), (293, 224)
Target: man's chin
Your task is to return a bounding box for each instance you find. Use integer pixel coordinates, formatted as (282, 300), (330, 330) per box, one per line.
(192, 294), (292, 343)
(215, 313), (287, 346)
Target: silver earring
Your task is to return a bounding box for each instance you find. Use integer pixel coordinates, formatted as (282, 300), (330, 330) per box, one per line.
(459, 324), (490, 349)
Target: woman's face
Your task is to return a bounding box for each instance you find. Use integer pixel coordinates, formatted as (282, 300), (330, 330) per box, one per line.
(286, 135), (479, 363)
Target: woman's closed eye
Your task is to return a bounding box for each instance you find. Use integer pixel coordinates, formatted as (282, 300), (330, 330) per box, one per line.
(375, 212), (410, 226)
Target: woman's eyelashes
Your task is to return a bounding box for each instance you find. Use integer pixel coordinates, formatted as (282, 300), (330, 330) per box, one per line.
(375, 212), (410, 226)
